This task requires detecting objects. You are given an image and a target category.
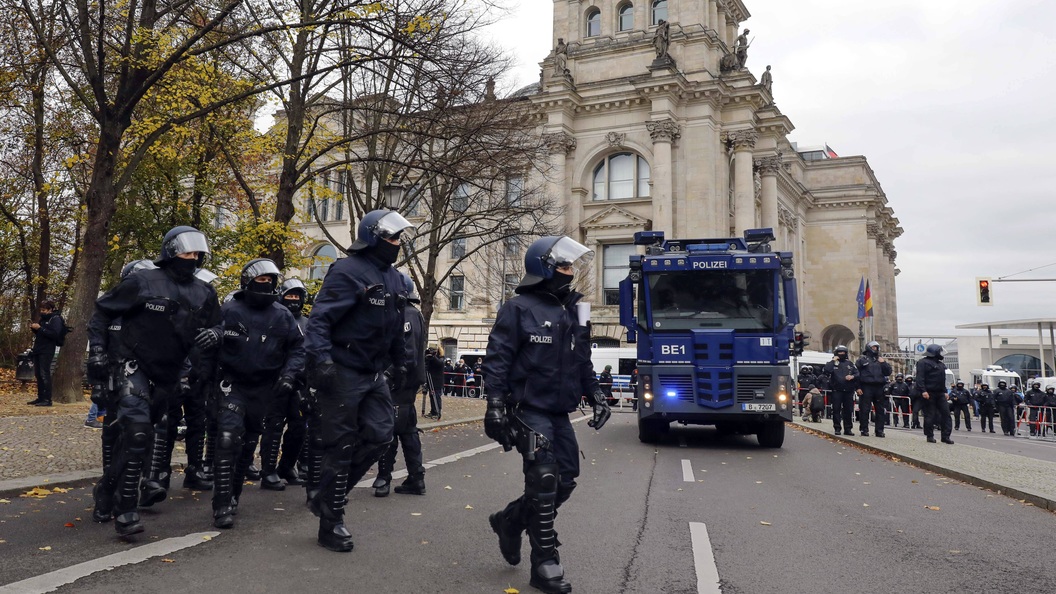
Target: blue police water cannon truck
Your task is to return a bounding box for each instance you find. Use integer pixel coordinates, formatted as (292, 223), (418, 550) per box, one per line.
(618, 228), (804, 447)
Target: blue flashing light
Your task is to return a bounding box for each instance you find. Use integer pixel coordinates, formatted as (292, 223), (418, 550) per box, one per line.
(666, 390), (677, 398)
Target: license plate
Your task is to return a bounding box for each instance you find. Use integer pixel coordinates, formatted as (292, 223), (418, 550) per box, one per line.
(742, 403), (776, 412)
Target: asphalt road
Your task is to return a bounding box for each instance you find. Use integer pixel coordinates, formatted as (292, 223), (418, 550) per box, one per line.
(2, 414), (1055, 593)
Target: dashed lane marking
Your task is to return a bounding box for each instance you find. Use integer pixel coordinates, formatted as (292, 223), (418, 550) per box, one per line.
(0, 531), (221, 594)
(681, 459), (695, 482)
(689, 522), (722, 594)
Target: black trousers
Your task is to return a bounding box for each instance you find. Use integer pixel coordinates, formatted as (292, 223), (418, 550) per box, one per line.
(951, 403), (972, 430)
(858, 384), (886, 434)
(260, 389), (306, 473)
(997, 404), (1016, 435)
(378, 402), (424, 480)
(167, 380), (209, 469)
(830, 390), (854, 432)
(922, 395), (952, 440)
(978, 405), (995, 432)
(212, 380), (271, 511)
(33, 350), (55, 401)
(891, 395), (911, 427)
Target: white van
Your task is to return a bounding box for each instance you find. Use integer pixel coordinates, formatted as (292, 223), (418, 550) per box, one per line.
(969, 366), (1022, 390)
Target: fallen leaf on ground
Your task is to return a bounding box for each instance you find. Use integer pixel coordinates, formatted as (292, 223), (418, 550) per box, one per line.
(863, 503), (870, 507)
(21, 487), (53, 499)
(0, 499), (10, 504)
(161, 558), (174, 563)
(760, 521), (772, 526)
(39, 546), (51, 551)
(465, 505), (473, 510)
(505, 588), (520, 594)
(411, 512), (422, 516)
(202, 536), (212, 541)
(64, 522), (75, 527)
(925, 506), (940, 511)
(444, 486), (452, 490)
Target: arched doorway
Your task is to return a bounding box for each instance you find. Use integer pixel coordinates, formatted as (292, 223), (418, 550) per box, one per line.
(821, 324), (855, 352)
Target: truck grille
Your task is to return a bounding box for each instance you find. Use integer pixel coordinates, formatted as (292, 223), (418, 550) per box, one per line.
(658, 375), (695, 402)
(736, 375), (772, 402)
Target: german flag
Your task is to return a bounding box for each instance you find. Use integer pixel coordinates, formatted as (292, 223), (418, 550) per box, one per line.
(864, 280), (873, 318)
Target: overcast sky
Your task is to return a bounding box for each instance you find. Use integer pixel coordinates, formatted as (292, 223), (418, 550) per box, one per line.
(483, 0), (1056, 340)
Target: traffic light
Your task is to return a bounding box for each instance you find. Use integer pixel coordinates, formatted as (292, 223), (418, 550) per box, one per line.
(792, 331), (810, 356)
(976, 277), (992, 306)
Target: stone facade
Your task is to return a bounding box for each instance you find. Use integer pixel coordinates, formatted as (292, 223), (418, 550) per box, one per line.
(293, 0), (901, 355)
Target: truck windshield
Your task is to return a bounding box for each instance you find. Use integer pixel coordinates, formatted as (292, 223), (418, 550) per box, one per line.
(647, 270), (776, 331)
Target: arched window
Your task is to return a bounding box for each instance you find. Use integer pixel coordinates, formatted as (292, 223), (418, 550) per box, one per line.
(585, 8), (601, 37)
(592, 152), (651, 201)
(617, 3), (634, 32)
(651, 0), (667, 25)
(309, 244), (338, 280)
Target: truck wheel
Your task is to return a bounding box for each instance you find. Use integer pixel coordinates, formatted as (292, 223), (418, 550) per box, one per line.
(757, 420), (785, 448)
(638, 418), (668, 443)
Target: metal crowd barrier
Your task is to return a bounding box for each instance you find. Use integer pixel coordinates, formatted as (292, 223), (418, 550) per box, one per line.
(1014, 405), (1056, 440)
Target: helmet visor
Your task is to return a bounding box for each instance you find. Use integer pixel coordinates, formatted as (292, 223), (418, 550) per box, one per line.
(167, 231), (211, 258)
(281, 278), (307, 296)
(195, 268), (218, 284)
(547, 236), (594, 274)
(243, 260), (283, 283)
(374, 212), (415, 240)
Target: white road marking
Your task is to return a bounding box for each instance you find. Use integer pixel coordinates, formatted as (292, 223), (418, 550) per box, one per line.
(689, 522), (723, 594)
(681, 459), (695, 482)
(0, 531), (221, 594)
(354, 415), (592, 488)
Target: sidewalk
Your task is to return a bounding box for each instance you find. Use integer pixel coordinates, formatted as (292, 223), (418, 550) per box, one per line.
(791, 418), (1056, 512)
(0, 395), (486, 496)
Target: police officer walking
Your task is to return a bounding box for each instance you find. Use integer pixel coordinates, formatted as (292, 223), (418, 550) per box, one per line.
(914, 344), (953, 444)
(374, 273), (428, 497)
(948, 381), (973, 431)
(993, 380), (1019, 436)
(87, 226), (220, 536)
(205, 259), (305, 529)
(1024, 382), (1047, 436)
(304, 209), (413, 552)
(975, 383), (996, 433)
(823, 346), (859, 436)
(276, 278), (310, 486)
(855, 341), (891, 437)
(482, 236), (611, 594)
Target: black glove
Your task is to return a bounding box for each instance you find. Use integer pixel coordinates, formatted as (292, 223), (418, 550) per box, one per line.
(194, 328), (220, 351)
(179, 378), (192, 395)
(587, 389), (612, 430)
(309, 359), (336, 392)
(390, 366), (407, 392)
(274, 375), (296, 396)
(298, 389), (314, 416)
(484, 397), (513, 451)
(86, 346), (109, 382)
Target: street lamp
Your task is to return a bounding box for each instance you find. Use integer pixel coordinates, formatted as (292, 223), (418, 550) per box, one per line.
(383, 182), (405, 210)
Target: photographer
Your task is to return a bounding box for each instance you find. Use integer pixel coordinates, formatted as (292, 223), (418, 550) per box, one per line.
(27, 300), (66, 407)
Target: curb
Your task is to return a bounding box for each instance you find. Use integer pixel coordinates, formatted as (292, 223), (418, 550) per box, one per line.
(0, 416), (488, 497)
(793, 422), (1056, 513)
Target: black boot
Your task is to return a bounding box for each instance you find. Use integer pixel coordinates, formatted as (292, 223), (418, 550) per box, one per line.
(211, 444), (237, 529)
(182, 466), (214, 491)
(92, 480), (113, 523)
(372, 477), (390, 498)
(259, 431), (285, 491)
(25, 398), (42, 405)
(489, 511), (522, 565)
(245, 463), (261, 481)
(278, 463), (305, 486)
(318, 520), (354, 552)
(33, 399), (52, 407)
(314, 470), (353, 552)
(113, 459), (144, 536)
(140, 426), (170, 508)
(393, 475), (426, 495)
(530, 559), (572, 594)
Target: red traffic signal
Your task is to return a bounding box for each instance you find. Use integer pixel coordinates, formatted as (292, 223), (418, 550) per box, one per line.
(976, 277), (992, 306)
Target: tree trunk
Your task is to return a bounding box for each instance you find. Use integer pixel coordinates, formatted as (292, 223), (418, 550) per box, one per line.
(51, 128), (122, 403)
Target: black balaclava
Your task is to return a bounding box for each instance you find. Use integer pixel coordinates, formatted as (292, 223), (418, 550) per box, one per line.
(244, 279), (276, 309)
(283, 296), (304, 317)
(166, 257), (198, 283)
(544, 270), (574, 299)
(369, 232), (402, 266)
(836, 351), (848, 361)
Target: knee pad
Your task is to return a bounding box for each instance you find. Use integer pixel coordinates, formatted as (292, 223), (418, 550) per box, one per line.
(556, 480), (577, 507)
(525, 462), (559, 498)
(218, 431), (243, 452)
(126, 423), (153, 451)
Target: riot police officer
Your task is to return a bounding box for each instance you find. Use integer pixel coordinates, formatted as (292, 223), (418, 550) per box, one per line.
(948, 381), (973, 431)
(483, 236), (611, 594)
(914, 344), (952, 444)
(1024, 382), (1047, 436)
(374, 273), (427, 497)
(855, 341), (892, 437)
(887, 374), (911, 428)
(206, 259), (305, 529)
(304, 209), (413, 552)
(1043, 386), (1056, 437)
(87, 226), (220, 536)
(276, 278), (310, 486)
(823, 346), (859, 436)
(974, 383), (996, 433)
(993, 380), (1018, 436)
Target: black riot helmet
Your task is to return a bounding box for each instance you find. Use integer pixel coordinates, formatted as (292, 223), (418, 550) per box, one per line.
(834, 345), (849, 359)
(517, 236), (593, 292)
(865, 340), (880, 354)
(121, 259), (157, 279)
(1033, 382), (1042, 389)
(800, 366), (813, 375)
(280, 278), (308, 316)
(240, 258), (282, 292)
(1047, 386), (1055, 393)
(980, 383), (989, 389)
(956, 381), (964, 387)
(895, 373), (904, 381)
(906, 376), (914, 383)
(349, 209), (414, 252)
(924, 344), (944, 359)
(399, 272), (420, 304)
(156, 226), (210, 266)
(998, 380), (1007, 388)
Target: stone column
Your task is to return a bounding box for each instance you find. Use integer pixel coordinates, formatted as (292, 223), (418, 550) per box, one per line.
(647, 119), (681, 235)
(707, 0), (717, 30)
(543, 132), (578, 233)
(727, 130), (757, 234)
(755, 155), (781, 232)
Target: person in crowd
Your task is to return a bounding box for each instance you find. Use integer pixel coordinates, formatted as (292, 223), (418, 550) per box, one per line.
(801, 385), (824, 423)
(886, 373), (912, 428)
(454, 358), (470, 395)
(425, 347), (445, 418)
(914, 344), (952, 444)
(443, 358), (455, 397)
(87, 226), (220, 536)
(1043, 386), (1056, 437)
(974, 383), (996, 433)
(1024, 381), (1047, 436)
(797, 365), (816, 417)
(303, 209), (412, 552)
(276, 278), (310, 487)
(483, 235), (610, 594)
(949, 381), (973, 432)
(27, 300), (66, 407)
(855, 341), (892, 437)
(599, 365), (614, 405)
(823, 346), (858, 436)
(993, 380), (1019, 436)
(207, 259), (304, 529)
(374, 273), (427, 497)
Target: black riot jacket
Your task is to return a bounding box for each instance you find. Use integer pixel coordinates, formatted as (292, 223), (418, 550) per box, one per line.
(973, 388), (996, 408)
(949, 388), (972, 405)
(391, 303), (427, 406)
(213, 297), (305, 385)
(913, 357), (948, 395)
(823, 358), (859, 392)
(304, 251), (405, 374)
(855, 350), (892, 385)
(1024, 388), (1047, 407)
(888, 380), (911, 397)
(483, 288), (599, 414)
(89, 267), (220, 384)
(992, 388), (1017, 406)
